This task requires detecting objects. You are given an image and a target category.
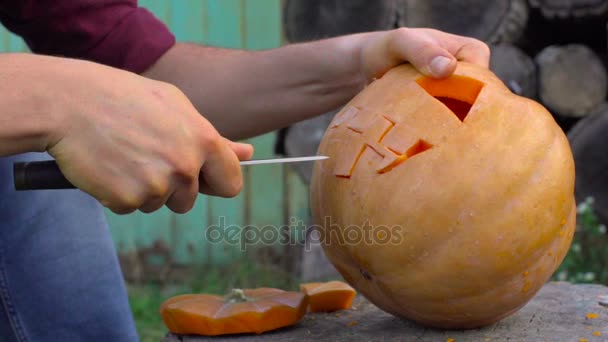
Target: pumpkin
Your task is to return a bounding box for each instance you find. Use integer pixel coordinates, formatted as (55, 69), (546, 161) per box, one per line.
(310, 62), (576, 329)
(300, 280), (357, 312)
(160, 288), (308, 336)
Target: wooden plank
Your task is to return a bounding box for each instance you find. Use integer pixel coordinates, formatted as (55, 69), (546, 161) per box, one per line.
(167, 1), (211, 266)
(203, 0), (248, 264)
(243, 0), (286, 261)
(139, 0), (172, 22)
(120, 1), (174, 275)
(284, 165), (310, 273)
(205, 0), (244, 48)
(170, 0), (206, 43)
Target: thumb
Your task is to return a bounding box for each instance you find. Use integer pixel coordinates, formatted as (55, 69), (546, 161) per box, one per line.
(425, 55), (457, 79)
(388, 29), (457, 79)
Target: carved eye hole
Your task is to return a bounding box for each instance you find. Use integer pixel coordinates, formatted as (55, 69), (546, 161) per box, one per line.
(416, 75), (485, 122)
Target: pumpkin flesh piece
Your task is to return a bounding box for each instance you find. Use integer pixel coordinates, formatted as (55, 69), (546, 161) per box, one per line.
(300, 281), (357, 312)
(160, 289), (308, 336)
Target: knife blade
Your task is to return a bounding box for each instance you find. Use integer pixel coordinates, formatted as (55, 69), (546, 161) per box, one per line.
(13, 156), (329, 191)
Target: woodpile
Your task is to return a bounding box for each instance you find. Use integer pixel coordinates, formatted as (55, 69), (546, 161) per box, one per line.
(278, 0), (608, 230)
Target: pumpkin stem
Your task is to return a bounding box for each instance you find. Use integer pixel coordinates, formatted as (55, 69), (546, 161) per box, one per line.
(225, 289), (250, 303)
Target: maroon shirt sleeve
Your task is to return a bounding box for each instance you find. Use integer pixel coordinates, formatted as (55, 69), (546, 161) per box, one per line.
(0, 0), (176, 73)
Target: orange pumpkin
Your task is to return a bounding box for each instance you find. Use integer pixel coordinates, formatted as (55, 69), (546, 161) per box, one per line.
(300, 280), (357, 312)
(160, 288), (308, 336)
(310, 62), (576, 329)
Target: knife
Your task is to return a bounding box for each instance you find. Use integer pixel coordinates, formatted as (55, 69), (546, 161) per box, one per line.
(13, 156), (328, 191)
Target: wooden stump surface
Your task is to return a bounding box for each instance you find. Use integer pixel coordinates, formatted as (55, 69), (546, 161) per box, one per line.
(397, 0), (529, 44)
(283, 0), (398, 43)
(490, 43), (538, 99)
(535, 44), (607, 118)
(529, 0), (608, 18)
(163, 282), (608, 342)
(568, 104), (608, 223)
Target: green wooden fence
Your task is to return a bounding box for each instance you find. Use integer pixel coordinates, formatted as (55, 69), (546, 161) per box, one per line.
(0, 0), (311, 280)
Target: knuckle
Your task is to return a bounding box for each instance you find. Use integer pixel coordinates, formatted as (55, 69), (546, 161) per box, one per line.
(172, 157), (201, 183)
(143, 175), (170, 200)
(394, 27), (410, 36)
(390, 27), (411, 43)
(199, 131), (222, 151)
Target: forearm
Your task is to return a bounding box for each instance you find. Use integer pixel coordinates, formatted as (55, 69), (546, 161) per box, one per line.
(142, 34), (375, 140)
(0, 53), (64, 156)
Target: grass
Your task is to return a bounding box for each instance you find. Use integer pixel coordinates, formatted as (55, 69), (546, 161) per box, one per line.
(128, 257), (300, 342)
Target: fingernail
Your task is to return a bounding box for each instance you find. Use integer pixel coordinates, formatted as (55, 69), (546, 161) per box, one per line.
(430, 56), (452, 77)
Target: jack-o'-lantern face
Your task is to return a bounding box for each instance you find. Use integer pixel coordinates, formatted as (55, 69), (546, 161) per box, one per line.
(310, 62), (576, 329)
(329, 75), (484, 177)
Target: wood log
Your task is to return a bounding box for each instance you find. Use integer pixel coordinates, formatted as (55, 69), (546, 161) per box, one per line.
(397, 0), (529, 44)
(516, 8), (608, 57)
(529, 0), (608, 18)
(283, 0), (398, 43)
(535, 44), (607, 118)
(568, 103), (608, 224)
(490, 43), (537, 99)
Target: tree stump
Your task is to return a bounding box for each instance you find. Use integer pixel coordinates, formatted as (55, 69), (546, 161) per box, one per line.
(490, 43), (538, 99)
(568, 103), (608, 224)
(535, 44), (607, 118)
(529, 0), (608, 18)
(163, 282), (608, 342)
(397, 0), (529, 44)
(283, 0), (398, 43)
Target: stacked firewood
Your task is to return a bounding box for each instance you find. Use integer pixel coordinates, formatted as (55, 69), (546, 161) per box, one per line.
(279, 0), (608, 224)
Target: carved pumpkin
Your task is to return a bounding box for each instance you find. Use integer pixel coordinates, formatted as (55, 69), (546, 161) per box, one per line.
(310, 62), (576, 329)
(300, 280), (357, 312)
(160, 288), (308, 335)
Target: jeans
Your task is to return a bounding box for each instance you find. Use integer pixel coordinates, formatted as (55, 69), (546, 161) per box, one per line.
(0, 153), (138, 342)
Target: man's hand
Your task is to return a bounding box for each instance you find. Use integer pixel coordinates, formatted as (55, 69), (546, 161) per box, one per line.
(358, 28), (490, 81)
(40, 56), (253, 214)
(143, 27), (490, 141)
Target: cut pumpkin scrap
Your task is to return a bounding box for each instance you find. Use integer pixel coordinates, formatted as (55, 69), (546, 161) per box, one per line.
(160, 288), (308, 336)
(300, 281), (357, 312)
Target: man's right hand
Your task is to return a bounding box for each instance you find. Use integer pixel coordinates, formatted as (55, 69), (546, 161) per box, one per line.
(44, 56), (252, 214)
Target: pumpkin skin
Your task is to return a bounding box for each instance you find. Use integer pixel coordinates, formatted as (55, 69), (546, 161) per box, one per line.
(310, 62), (576, 329)
(160, 288), (308, 336)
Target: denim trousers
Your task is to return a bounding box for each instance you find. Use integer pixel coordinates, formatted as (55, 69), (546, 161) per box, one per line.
(0, 153), (138, 342)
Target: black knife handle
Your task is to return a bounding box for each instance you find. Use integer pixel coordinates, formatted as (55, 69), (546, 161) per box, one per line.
(13, 160), (76, 190)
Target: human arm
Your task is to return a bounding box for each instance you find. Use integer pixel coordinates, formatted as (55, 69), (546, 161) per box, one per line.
(142, 28), (491, 140)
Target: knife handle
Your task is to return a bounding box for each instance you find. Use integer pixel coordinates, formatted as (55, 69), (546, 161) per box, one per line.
(13, 160), (76, 190)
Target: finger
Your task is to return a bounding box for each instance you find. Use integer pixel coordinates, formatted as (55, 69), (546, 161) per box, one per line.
(139, 192), (172, 214)
(224, 138), (254, 161)
(103, 202), (138, 215)
(166, 179), (199, 214)
(440, 35), (491, 68)
(199, 136), (243, 198)
(388, 28), (457, 79)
